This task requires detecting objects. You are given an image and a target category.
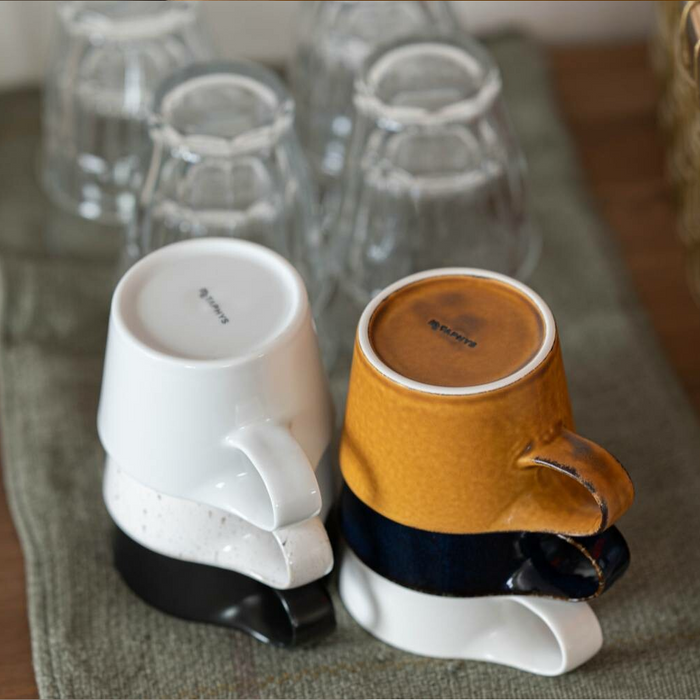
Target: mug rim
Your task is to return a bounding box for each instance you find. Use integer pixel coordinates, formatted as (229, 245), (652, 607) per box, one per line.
(112, 237), (309, 369)
(357, 267), (556, 396)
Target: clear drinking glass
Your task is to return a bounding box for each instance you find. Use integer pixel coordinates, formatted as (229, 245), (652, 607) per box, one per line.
(289, 1), (458, 187)
(127, 61), (331, 342)
(336, 37), (535, 303)
(41, 1), (212, 225)
(324, 37), (537, 390)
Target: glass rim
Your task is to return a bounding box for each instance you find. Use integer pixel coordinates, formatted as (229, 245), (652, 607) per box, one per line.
(355, 35), (502, 126)
(149, 60), (295, 155)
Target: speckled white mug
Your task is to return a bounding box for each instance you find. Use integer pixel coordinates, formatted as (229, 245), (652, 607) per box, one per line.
(104, 446), (339, 589)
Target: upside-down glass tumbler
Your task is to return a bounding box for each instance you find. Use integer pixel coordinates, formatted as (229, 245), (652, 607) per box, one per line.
(289, 1), (458, 187)
(336, 36), (536, 305)
(126, 61), (331, 338)
(41, 1), (212, 224)
(324, 37), (538, 392)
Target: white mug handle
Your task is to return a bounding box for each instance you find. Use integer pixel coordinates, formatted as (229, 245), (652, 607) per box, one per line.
(227, 422), (322, 530)
(339, 547), (603, 676)
(491, 597), (603, 676)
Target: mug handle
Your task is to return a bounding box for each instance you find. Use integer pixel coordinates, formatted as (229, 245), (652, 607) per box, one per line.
(114, 526), (337, 648)
(517, 428), (634, 535)
(494, 597), (603, 676)
(226, 422), (322, 531)
(191, 423), (322, 531)
(339, 545), (602, 676)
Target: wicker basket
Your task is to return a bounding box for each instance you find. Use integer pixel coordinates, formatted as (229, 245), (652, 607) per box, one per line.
(655, 0), (700, 302)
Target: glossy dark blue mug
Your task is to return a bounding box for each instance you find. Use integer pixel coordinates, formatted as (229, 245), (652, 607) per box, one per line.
(340, 486), (630, 600)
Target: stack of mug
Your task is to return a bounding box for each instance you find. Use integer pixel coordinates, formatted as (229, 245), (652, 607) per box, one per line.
(337, 268), (635, 675)
(66, 0), (637, 674)
(96, 238), (635, 674)
(97, 238), (339, 647)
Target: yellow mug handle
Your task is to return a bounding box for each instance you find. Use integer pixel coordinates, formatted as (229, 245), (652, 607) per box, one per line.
(517, 428), (635, 536)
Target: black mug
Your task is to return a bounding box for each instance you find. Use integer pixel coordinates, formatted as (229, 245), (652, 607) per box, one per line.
(113, 526), (336, 647)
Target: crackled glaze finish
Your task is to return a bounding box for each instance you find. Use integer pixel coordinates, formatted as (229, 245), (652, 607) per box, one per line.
(340, 268), (634, 535)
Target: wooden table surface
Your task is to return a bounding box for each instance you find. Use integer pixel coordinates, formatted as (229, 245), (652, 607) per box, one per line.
(2, 41), (700, 700)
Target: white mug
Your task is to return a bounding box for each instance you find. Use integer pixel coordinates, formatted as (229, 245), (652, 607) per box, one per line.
(103, 445), (340, 589)
(339, 547), (603, 676)
(98, 238), (334, 531)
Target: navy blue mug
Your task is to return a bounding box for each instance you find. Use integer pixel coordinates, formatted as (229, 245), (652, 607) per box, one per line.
(340, 486), (629, 600)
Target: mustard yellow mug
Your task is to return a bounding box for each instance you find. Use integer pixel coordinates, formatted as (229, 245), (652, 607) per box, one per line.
(340, 268), (634, 536)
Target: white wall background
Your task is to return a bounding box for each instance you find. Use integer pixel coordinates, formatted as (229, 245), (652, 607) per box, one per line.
(0, 1), (655, 91)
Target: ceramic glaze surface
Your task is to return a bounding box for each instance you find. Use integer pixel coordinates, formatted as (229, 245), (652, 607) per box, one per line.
(369, 275), (545, 387)
(114, 527), (336, 647)
(98, 238), (334, 532)
(338, 546), (602, 676)
(121, 249), (299, 361)
(341, 268), (634, 535)
(340, 486), (630, 600)
(104, 450), (339, 589)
